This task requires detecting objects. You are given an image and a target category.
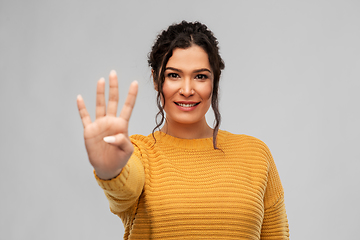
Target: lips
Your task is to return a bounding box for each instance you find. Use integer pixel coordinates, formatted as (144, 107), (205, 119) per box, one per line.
(174, 102), (200, 107)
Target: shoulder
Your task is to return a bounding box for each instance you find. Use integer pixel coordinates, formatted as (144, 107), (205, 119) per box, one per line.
(219, 130), (269, 148)
(218, 130), (272, 158)
(128, 134), (156, 161)
(130, 133), (150, 142)
(130, 134), (155, 147)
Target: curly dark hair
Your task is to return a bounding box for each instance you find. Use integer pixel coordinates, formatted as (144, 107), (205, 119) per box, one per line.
(148, 21), (225, 148)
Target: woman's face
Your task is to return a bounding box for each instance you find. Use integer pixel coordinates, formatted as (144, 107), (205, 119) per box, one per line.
(161, 45), (213, 127)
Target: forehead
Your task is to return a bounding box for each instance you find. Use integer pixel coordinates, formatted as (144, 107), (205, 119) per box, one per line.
(166, 45), (211, 70)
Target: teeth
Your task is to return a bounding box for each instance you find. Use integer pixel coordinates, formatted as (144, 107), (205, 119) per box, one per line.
(177, 103), (197, 107)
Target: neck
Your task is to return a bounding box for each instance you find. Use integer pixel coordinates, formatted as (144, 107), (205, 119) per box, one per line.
(161, 118), (213, 139)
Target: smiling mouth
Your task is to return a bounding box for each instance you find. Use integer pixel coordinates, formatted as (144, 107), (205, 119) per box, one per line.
(175, 102), (200, 107)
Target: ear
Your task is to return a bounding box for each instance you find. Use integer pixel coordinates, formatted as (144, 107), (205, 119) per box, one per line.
(152, 69), (158, 91)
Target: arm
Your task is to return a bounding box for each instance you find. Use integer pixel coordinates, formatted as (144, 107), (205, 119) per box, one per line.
(261, 195), (289, 239)
(95, 147), (145, 214)
(77, 70), (143, 216)
(260, 149), (290, 239)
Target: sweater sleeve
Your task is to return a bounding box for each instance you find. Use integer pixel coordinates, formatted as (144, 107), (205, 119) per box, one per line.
(94, 144), (145, 215)
(260, 146), (290, 239)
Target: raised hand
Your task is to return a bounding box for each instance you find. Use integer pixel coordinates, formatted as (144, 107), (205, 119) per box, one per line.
(77, 70), (138, 180)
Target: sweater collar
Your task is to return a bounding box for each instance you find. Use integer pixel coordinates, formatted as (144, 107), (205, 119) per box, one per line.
(151, 130), (228, 150)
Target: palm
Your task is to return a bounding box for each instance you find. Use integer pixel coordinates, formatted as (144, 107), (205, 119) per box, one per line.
(77, 71), (138, 179)
(84, 116), (129, 171)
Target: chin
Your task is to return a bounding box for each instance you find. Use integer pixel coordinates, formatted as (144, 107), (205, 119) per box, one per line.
(169, 116), (206, 126)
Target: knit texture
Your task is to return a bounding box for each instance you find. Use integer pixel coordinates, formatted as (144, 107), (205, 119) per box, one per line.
(95, 130), (289, 239)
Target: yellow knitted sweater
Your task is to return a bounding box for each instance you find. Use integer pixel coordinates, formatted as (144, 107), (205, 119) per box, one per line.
(95, 130), (289, 239)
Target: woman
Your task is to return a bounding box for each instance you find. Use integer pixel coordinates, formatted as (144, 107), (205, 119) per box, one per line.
(77, 21), (289, 239)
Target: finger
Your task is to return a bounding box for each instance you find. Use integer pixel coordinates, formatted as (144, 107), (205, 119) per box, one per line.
(107, 70), (119, 117)
(119, 81), (138, 122)
(77, 95), (92, 128)
(103, 133), (134, 153)
(95, 78), (106, 119)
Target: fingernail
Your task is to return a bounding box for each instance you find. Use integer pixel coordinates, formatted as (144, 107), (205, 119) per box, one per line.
(77, 95), (83, 100)
(103, 136), (116, 143)
(99, 78), (105, 82)
(110, 70), (117, 76)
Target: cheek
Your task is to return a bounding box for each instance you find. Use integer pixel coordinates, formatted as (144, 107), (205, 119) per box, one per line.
(161, 81), (175, 107)
(161, 85), (169, 105)
(201, 82), (213, 101)
(162, 80), (181, 100)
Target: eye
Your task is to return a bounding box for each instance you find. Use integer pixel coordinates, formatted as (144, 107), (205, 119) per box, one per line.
(195, 74), (208, 80)
(167, 73), (180, 79)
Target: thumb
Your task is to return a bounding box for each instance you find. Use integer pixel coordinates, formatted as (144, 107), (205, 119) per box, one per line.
(103, 134), (133, 153)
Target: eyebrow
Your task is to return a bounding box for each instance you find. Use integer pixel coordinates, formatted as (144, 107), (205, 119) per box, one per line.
(165, 67), (212, 74)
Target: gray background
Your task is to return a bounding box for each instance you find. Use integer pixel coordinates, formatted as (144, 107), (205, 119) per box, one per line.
(1, 0), (359, 239)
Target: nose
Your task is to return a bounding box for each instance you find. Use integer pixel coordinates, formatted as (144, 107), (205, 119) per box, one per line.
(180, 78), (194, 97)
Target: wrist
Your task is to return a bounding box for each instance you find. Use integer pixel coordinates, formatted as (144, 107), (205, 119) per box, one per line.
(95, 168), (122, 180)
